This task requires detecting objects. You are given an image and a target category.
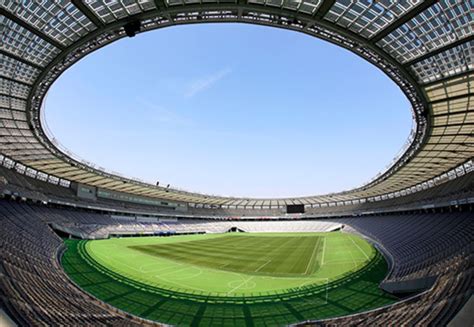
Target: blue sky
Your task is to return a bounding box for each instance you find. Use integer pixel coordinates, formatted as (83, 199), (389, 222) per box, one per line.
(45, 23), (412, 198)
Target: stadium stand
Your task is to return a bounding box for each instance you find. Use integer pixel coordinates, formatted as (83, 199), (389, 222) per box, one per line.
(298, 252), (472, 326)
(2, 163), (473, 219)
(0, 0), (473, 325)
(338, 214), (473, 282)
(0, 201), (155, 326)
(0, 198), (472, 325)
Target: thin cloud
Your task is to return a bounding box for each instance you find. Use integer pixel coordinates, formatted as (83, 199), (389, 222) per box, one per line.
(136, 98), (193, 126)
(185, 68), (232, 98)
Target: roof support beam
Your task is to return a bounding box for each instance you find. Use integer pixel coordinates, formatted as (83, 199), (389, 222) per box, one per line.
(0, 117), (29, 126)
(0, 8), (65, 50)
(237, 0), (246, 19)
(153, 0), (168, 11)
(28, 163), (68, 170)
(314, 0), (336, 19)
(71, 0), (104, 28)
(91, 180), (124, 188)
(0, 107), (27, 114)
(432, 122), (474, 128)
(0, 49), (42, 70)
(55, 171), (92, 179)
(0, 75), (32, 87)
(27, 161), (68, 169)
(370, 0), (438, 43)
(135, 189), (160, 196)
(429, 133), (473, 137)
(413, 155), (467, 160)
(0, 93), (27, 101)
(405, 35), (474, 67)
(67, 173), (102, 181)
(429, 93), (473, 105)
(44, 167), (80, 175)
(109, 183), (142, 192)
(0, 140), (37, 146)
(423, 70), (473, 87)
(426, 142), (474, 146)
(432, 110), (473, 118)
(75, 176), (106, 184)
(153, 0), (174, 23)
(86, 179), (118, 187)
(12, 2), (454, 205)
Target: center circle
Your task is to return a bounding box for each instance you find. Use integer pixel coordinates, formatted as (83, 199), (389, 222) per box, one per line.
(79, 233), (378, 296)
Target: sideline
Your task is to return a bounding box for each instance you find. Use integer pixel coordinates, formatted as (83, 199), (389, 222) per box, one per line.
(304, 238), (321, 275)
(349, 235), (370, 260)
(321, 237), (326, 266)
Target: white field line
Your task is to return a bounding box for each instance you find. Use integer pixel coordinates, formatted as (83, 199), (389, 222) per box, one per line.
(324, 259), (367, 264)
(91, 250), (209, 292)
(156, 274), (210, 293)
(347, 245), (357, 270)
(226, 276), (254, 295)
(321, 237), (326, 266)
(159, 265), (201, 277)
(349, 235), (370, 260)
(220, 262), (231, 268)
(344, 236), (358, 270)
(304, 238), (321, 275)
(254, 260), (272, 272)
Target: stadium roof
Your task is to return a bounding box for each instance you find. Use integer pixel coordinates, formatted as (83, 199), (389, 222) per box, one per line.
(0, 0), (473, 208)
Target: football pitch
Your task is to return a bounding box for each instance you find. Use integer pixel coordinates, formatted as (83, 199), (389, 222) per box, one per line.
(62, 232), (396, 325)
(131, 234), (323, 276)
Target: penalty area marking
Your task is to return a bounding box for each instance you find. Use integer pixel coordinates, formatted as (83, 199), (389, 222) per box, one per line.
(348, 235), (370, 260)
(321, 237), (326, 266)
(255, 260), (272, 272)
(304, 238), (321, 275)
(220, 262), (231, 269)
(226, 276), (255, 295)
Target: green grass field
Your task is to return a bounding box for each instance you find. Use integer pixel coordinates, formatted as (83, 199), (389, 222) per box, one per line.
(62, 232), (397, 326)
(131, 235), (322, 276)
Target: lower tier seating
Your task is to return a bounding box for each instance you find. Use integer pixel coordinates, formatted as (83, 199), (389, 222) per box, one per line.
(0, 200), (472, 326)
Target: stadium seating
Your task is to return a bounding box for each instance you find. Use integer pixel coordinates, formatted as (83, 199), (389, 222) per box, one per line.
(0, 199), (471, 325)
(2, 164), (473, 219)
(1, 1), (473, 324)
(299, 250), (472, 326)
(337, 213), (473, 281)
(0, 201), (154, 326)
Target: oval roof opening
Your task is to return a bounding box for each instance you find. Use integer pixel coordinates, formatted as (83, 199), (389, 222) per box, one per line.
(44, 23), (412, 198)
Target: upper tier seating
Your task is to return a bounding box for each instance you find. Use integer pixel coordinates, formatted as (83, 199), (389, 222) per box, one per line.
(2, 165), (473, 218)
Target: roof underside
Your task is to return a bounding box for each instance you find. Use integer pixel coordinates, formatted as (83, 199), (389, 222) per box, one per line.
(0, 0), (473, 207)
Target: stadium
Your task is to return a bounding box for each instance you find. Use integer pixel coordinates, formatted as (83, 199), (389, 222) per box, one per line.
(0, 0), (473, 326)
